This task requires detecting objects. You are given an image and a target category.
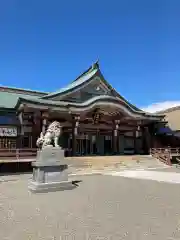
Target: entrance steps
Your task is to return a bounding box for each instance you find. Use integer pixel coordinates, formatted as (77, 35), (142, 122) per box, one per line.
(66, 155), (168, 171)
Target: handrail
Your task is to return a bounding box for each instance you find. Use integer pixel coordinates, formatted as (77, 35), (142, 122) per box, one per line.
(150, 148), (180, 154)
(150, 147), (180, 166)
(0, 148), (37, 160)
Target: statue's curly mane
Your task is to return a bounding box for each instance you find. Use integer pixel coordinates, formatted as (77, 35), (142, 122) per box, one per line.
(47, 121), (61, 132)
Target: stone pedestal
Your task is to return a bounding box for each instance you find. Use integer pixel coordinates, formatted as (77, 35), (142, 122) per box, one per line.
(29, 146), (74, 193)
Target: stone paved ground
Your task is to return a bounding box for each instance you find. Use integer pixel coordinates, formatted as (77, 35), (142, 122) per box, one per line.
(149, 166), (180, 173)
(107, 169), (180, 184)
(1, 174), (180, 239)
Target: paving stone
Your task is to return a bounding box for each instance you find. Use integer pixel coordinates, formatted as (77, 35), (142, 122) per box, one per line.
(1, 175), (180, 239)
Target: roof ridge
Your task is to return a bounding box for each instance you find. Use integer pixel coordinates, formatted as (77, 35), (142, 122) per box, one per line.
(72, 60), (99, 83)
(0, 85), (49, 95)
(41, 61), (99, 99)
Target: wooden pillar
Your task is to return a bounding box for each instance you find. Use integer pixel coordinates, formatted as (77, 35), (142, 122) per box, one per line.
(141, 126), (151, 154)
(18, 111), (24, 135)
(72, 123), (76, 156)
(72, 116), (80, 156)
(17, 111), (24, 148)
(133, 130), (137, 154)
(134, 125), (140, 154)
(112, 120), (120, 155)
(41, 112), (49, 134)
(145, 126), (151, 154)
(34, 111), (41, 134)
(32, 111), (41, 148)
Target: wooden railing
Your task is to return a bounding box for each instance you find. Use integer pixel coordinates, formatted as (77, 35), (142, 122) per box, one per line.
(0, 148), (37, 161)
(150, 147), (180, 166)
(168, 148), (180, 155)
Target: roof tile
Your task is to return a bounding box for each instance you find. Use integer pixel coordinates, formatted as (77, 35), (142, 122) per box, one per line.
(0, 91), (38, 108)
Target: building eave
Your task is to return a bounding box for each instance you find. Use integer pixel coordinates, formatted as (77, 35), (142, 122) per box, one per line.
(15, 95), (164, 121)
(0, 107), (16, 112)
(0, 85), (49, 96)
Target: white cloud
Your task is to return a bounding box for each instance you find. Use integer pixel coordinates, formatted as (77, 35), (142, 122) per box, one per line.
(141, 101), (180, 113)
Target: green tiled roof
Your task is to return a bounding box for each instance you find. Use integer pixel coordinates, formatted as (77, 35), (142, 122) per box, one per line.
(0, 91), (38, 109)
(42, 62), (99, 99)
(41, 61), (143, 113)
(0, 62), (100, 108)
(0, 61), (165, 120)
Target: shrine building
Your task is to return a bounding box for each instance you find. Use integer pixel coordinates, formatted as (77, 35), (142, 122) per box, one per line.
(0, 61), (166, 156)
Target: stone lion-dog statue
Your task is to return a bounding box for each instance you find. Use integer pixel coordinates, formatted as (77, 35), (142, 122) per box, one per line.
(36, 121), (62, 149)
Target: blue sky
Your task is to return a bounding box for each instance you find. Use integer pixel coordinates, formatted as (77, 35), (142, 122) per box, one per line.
(0, 0), (180, 111)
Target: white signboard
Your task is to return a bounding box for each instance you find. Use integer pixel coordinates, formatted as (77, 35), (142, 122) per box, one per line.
(0, 127), (17, 137)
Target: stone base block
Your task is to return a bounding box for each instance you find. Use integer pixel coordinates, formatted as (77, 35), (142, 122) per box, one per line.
(32, 165), (69, 183)
(29, 146), (75, 193)
(28, 180), (75, 193)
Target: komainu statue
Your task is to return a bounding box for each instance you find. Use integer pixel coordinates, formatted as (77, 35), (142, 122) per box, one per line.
(36, 121), (62, 149)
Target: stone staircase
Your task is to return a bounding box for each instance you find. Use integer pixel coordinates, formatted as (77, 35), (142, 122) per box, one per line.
(67, 155), (168, 174)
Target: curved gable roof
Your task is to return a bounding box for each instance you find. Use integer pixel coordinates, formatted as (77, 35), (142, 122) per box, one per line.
(41, 61), (144, 113)
(0, 60), (165, 120)
(42, 62), (99, 99)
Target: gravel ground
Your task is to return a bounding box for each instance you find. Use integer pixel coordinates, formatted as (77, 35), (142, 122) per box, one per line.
(1, 175), (180, 240)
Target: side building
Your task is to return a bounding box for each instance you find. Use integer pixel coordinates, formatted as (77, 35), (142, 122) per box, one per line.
(0, 62), (166, 156)
(154, 106), (180, 147)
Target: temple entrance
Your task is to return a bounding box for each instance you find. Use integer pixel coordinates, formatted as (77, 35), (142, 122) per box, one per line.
(76, 138), (91, 155)
(67, 133), (114, 156)
(76, 135), (97, 156)
(104, 135), (112, 155)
